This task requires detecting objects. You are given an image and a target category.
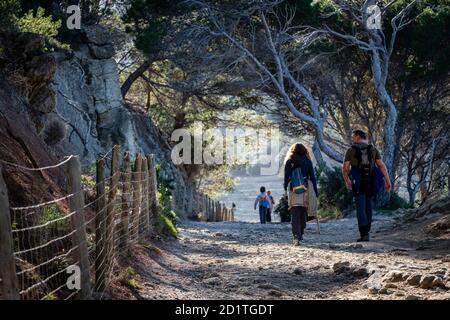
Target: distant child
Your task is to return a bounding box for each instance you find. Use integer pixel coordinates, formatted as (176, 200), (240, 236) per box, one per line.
(254, 186), (271, 224)
(266, 190), (275, 223)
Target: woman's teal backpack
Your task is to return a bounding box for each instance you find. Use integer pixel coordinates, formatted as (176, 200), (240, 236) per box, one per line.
(291, 167), (307, 194)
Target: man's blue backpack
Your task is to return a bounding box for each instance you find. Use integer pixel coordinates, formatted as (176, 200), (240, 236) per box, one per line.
(291, 167), (307, 194)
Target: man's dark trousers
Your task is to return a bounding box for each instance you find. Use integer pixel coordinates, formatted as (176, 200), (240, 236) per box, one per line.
(355, 193), (373, 236)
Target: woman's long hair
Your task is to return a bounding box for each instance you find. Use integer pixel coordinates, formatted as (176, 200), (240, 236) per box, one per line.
(285, 143), (311, 163)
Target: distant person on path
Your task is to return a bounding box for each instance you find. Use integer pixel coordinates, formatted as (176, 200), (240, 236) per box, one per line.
(284, 143), (318, 246)
(266, 191), (275, 223)
(254, 186), (271, 224)
(342, 129), (392, 242)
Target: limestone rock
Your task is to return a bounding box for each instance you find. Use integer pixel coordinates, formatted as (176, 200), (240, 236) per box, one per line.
(406, 274), (422, 286)
(352, 267), (369, 278)
(88, 43), (115, 60)
(268, 290), (283, 297)
(29, 83), (56, 114)
(203, 277), (221, 286)
(83, 25), (112, 46)
(383, 270), (408, 283)
(365, 270), (384, 294)
(332, 261), (351, 274)
(419, 275), (436, 289)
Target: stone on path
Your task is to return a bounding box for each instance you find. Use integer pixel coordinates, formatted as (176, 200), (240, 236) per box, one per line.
(383, 270), (408, 283)
(406, 274), (422, 286)
(405, 295), (420, 300)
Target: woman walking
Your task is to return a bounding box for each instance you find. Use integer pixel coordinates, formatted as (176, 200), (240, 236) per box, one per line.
(284, 143), (318, 246)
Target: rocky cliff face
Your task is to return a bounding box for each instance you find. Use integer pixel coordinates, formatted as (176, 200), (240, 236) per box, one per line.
(0, 26), (193, 215)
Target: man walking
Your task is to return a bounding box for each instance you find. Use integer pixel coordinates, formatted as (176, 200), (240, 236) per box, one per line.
(342, 129), (391, 242)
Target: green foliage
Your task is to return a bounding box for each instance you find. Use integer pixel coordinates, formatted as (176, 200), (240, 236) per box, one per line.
(317, 166), (353, 216)
(81, 174), (96, 189)
(123, 0), (186, 55)
(391, 0), (450, 79)
(154, 163), (179, 238)
(157, 213), (178, 238)
(380, 192), (412, 211)
(119, 267), (142, 289)
(42, 293), (57, 300)
(0, 0), (21, 31)
(16, 7), (68, 50)
(198, 165), (236, 198)
(274, 193), (291, 222)
(38, 204), (68, 231)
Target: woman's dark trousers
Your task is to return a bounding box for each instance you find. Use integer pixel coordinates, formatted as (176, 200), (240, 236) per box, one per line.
(290, 206), (307, 239)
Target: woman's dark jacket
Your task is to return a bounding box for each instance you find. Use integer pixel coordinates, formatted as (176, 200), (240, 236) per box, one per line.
(284, 154), (318, 196)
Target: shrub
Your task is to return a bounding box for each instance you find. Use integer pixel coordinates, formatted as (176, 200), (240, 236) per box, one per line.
(380, 192), (412, 211)
(42, 293), (57, 300)
(157, 214), (178, 238)
(0, 0), (21, 31)
(43, 119), (67, 146)
(38, 204), (68, 231)
(317, 166), (353, 216)
(16, 7), (69, 50)
(274, 193), (291, 222)
(119, 267), (142, 289)
(154, 163), (179, 238)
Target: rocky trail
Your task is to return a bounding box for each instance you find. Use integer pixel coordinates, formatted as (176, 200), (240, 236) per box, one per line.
(110, 210), (450, 300)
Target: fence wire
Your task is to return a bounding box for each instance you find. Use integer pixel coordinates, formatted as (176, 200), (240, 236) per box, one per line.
(1, 150), (234, 300)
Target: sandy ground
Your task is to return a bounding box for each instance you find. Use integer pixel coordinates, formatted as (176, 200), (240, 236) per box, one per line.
(109, 212), (450, 300)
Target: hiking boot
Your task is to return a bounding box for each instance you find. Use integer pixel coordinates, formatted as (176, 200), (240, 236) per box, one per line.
(293, 239), (300, 246)
(357, 235), (370, 242)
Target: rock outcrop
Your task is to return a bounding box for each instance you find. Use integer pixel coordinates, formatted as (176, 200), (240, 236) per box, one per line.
(0, 26), (193, 215)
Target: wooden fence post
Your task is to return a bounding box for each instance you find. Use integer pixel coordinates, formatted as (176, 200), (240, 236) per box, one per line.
(206, 196), (211, 221)
(214, 201), (220, 221)
(210, 197), (214, 221)
(131, 154), (142, 240)
(147, 155), (158, 222)
(210, 200), (214, 222)
(67, 156), (92, 300)
(0, 164), (19, 300)
(139, 156), (150, 238)
(202, 193), (207, 217)
(105, 145), (120, 272)
(119, 152), (131, 252)
(94, 159), (106, 293)
(198, 192), (202, 215)
(194, 191), (198, 215)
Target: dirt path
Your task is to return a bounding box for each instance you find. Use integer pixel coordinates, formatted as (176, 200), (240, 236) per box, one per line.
(110, 213), (450, 300)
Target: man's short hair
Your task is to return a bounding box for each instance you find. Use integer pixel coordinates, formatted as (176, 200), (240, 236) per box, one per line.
(260, 186), (266, 193)
(352, 129), (367, 140)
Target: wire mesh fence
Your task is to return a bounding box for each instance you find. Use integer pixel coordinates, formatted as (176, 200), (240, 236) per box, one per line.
(0, 145), (234, 300)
